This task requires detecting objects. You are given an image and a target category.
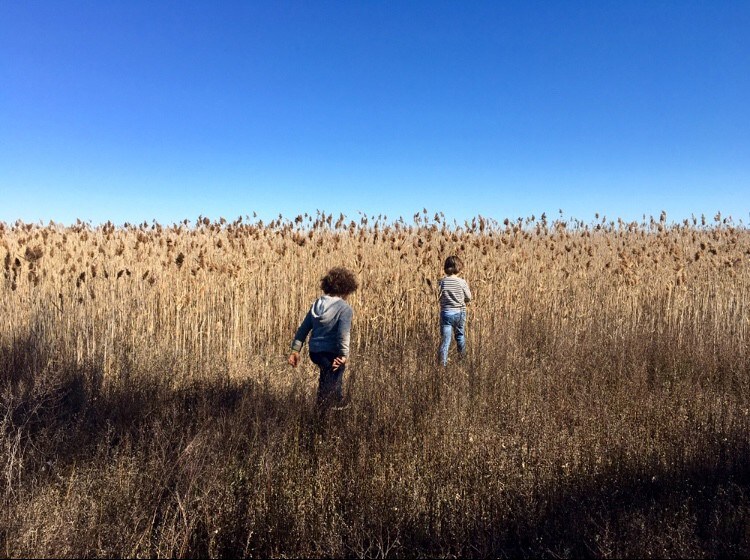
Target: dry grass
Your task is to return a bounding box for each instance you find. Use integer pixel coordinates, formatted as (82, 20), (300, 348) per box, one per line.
(1, 211), (749, 558)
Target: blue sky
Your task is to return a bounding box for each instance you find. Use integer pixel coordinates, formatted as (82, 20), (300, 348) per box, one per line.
(2, 1), (749, 226)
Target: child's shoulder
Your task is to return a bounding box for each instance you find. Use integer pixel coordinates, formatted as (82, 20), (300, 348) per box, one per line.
(439, 274), (467, 284)
(452, 275), (469, 287)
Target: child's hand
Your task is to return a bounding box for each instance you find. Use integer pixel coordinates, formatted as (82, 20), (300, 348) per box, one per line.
(288, 352), (300, 368)
(332, 356), (347, 371)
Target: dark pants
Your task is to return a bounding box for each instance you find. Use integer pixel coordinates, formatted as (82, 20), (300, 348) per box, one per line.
(309, 351), (345, 407)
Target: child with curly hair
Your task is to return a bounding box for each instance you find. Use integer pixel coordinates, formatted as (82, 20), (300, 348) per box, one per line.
(288, 267), (358, 407)
(437, 255), (472, 366)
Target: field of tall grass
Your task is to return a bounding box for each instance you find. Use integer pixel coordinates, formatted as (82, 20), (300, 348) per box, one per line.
(2, 211), (749, 557)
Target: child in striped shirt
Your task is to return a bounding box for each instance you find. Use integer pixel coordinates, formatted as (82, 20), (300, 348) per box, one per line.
(437, 256), (472, 366)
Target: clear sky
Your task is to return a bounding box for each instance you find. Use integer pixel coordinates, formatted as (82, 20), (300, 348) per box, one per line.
(2, 1), (749, 226)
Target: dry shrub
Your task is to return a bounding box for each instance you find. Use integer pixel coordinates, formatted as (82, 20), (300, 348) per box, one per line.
(1, 212), (749, 557)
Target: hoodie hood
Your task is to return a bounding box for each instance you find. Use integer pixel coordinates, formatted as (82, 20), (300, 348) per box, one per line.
(311, 295), (342, 319)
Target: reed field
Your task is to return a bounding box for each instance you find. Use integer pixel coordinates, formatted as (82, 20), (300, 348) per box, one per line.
(1, 210), (749, 558)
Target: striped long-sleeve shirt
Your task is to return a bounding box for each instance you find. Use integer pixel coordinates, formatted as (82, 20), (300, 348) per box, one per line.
(438, 275), (471, 311)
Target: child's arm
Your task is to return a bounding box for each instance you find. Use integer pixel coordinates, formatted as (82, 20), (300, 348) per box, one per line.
(333, 306), (353, 370)
(463, 280), (472, 303)
(288, 310), (313, 367)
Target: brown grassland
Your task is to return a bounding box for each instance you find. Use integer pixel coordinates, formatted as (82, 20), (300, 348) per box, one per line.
(1, 210), (749, 558)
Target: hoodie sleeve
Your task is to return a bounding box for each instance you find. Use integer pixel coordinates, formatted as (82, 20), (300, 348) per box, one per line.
(336, 305), (353, 357)
(291, 309), (313, 352)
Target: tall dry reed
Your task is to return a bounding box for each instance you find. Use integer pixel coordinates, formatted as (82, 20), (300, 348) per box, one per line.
(1, 211), (749, 557)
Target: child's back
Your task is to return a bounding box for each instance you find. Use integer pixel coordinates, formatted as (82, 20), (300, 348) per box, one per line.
(438, 274), (471, 311)
(292, 294), (352, 357)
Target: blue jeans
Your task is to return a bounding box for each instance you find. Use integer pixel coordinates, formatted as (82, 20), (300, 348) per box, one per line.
(309, 351), (345, 407)
(439, 309), (466, 366)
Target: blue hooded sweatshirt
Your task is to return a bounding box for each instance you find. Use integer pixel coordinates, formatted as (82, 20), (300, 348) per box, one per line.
(291, 295), (353, 356)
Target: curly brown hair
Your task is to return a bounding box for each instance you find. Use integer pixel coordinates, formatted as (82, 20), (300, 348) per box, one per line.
(444, 255), (463, 275)
(321, 267), (358, 297)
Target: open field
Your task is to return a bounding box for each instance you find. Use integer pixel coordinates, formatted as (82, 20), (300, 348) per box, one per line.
(2, 211), (749, 557)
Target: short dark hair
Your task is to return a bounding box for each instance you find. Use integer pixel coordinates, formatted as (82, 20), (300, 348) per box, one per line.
(444, 255), (463, 275)
(321, 267), (358, 296)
